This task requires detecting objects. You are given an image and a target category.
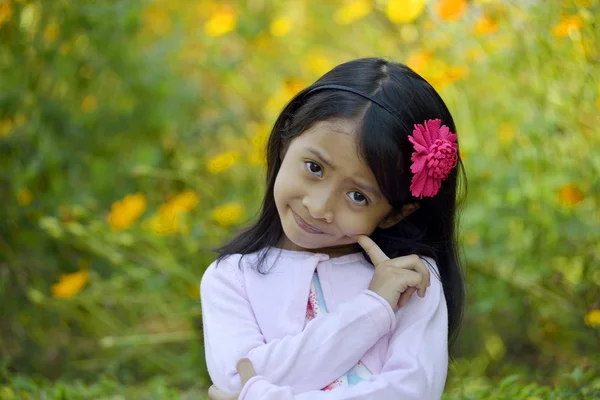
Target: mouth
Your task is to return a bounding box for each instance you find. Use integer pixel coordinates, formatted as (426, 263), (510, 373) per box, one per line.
(292, 210), (327, 234)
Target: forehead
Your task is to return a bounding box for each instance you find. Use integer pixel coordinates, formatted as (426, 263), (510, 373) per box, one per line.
(293, 119), (376, 179)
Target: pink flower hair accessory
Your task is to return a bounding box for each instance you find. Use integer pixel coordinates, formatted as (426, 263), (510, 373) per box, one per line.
(408, 119), (458, 199)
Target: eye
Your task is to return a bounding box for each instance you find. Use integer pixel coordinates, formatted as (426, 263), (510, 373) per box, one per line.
(347, 191), (368, 205)
(304, 161), (323, 177)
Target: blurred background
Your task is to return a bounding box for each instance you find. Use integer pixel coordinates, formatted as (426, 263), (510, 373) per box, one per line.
(1, 0), (599, 398)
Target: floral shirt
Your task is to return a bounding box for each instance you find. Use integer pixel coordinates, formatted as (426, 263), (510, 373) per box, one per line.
(305, 272), (373, 391)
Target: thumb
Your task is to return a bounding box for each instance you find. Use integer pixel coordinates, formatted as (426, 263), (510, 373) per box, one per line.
(237, 358), (257, 386)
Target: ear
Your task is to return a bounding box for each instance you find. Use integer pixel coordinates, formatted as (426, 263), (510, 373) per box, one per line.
(378, 203), (420, 229)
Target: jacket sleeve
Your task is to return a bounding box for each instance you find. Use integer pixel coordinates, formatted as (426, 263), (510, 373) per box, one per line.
(200, 256), (395, 395)
(237, 258), (449, 400)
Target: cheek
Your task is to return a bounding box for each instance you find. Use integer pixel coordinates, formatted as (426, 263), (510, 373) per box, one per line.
(273, 164), (300, 205)
(337, 210), (383, 236)
(273, 173), (286, 209)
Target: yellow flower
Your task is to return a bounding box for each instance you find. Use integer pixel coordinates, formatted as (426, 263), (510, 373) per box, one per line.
(386, 0), (427, 24)
(147, 207), (181, 235)
(304, 51), (334, 76)
(284, 78), (305, 98)
(270, 16), (293, 37)
(584, 309), (600, 327)
(168, 190), (200, 212)
(552, 14), (584, 38)
(473, 16), (498, 36)
(408, 52), (464, 90)
(204, 5), (237, 37)
(0, 118), (13, 137)
(408, 54), (468, 90)
(446, 65), (469, 82)
(107, 193), (147, 232)
(557, 184), (584, 207)
(211, 202), (244, 227)
(334, 0), (372, 25)
(43, 22), (59, 42)
(264, 78), (307, 119)
(146, 190), (199, 235)
(435, 0), (467, 21)
(0, 2), (12, 28)
(206, 151), (239, 174)
(248, 122), (270, 166)
(498, 123), (515, 144)
(17, 188), (33, 206)
(406, 49), (434, 76)
(81, 95), (97, 112)
(51, 270), (89, 299)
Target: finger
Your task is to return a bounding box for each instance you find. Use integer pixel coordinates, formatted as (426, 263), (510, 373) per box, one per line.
(397, 287), (416, 308)
(392, 256), (430, 289)
(400, 270), (427, 295)
(400, 287), (417, 306)
(209, 386), (237, 400)
(354, 235), (390, 266)
(208, 385), (223, 400)
(237, 358), (257, 386)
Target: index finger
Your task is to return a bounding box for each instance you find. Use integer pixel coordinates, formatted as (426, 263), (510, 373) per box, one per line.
(354, 235), (390, 266)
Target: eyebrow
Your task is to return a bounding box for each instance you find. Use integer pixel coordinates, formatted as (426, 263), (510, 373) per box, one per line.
(305, 147), (380, 198)
(307, 147), (335, 169)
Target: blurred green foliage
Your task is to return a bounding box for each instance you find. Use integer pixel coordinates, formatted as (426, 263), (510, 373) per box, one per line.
(1, 0), (599, 395)
(1, 368), (600, 399)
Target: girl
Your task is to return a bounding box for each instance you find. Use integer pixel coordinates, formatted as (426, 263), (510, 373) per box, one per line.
(201, 57), (466, 400)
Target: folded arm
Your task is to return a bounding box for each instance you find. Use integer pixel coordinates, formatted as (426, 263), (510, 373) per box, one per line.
(237, 259), (449, 400)
(200, 257), (395, 395)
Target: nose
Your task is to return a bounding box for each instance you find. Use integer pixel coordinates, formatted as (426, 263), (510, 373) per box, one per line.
(302, 189), (335, 223)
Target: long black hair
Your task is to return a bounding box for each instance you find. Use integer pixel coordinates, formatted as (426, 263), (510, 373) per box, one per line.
(216, 57), (467, 349)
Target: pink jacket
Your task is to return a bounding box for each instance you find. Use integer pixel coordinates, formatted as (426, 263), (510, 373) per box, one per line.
(200, 248), (449, 400)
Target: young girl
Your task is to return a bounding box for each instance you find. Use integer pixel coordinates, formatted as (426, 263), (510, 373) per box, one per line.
(201, 57), (466, 400)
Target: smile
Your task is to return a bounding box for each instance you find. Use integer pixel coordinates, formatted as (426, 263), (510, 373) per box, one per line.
(292, 210), (326, 234)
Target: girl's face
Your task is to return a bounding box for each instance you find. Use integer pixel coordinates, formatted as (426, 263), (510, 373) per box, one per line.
(274, 118), (393, 256)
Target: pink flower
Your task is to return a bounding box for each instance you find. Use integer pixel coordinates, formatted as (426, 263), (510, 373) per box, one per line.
(408, 119), (458, 198)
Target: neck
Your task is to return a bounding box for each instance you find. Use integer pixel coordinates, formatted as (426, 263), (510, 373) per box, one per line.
(276, 236), (361, 258)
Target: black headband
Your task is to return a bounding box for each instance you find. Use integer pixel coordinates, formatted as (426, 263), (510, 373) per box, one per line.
(304, 84), (401, 122)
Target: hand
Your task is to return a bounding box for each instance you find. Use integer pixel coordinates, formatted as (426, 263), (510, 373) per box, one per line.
(208, 358), (257, 400)
(355, 235), (431, 312)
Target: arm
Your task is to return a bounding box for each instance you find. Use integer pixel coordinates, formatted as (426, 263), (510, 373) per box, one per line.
(200, 257), (395, 395)
(237, 259), (449, 400)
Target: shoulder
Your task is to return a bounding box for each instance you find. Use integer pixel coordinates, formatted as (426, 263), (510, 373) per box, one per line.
(200, 250), (268, 292)
(201, 253), (245, 287)
(410, 256), (446, 312)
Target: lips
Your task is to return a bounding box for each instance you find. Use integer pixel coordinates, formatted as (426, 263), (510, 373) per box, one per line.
(292, 210), (326, 234)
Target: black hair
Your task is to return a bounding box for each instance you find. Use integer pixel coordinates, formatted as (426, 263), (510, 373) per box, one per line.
(215, 57), (467, 350)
